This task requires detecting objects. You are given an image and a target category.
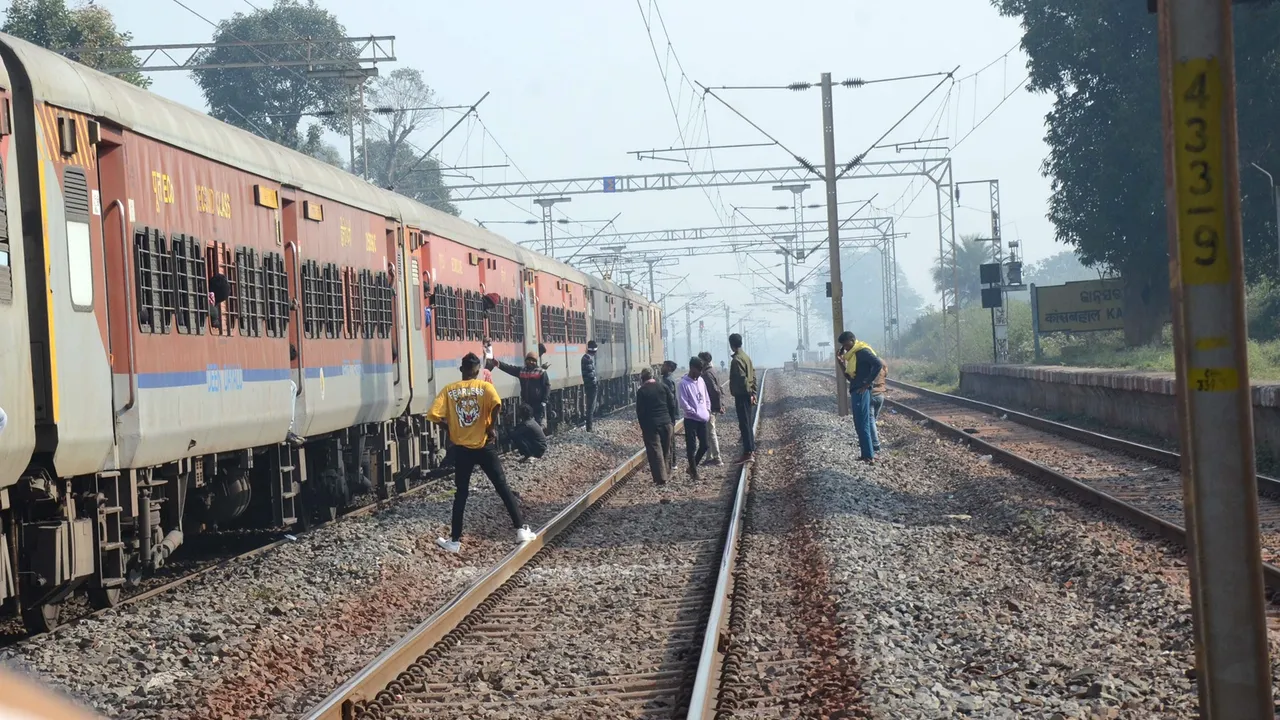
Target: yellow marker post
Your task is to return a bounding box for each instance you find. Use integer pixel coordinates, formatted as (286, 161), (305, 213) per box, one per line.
(1159, 1), (1272, 716)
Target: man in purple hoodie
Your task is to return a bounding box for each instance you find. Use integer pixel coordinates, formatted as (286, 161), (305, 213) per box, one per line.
(677, 356), (712, 481)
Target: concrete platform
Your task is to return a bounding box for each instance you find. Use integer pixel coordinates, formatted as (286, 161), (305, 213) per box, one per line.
(959, 364), (1280, 466)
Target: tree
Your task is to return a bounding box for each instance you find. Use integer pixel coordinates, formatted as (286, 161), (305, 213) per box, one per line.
(931, 234), (993, 309)
(992, 0), (1280, 345)
(367, 68), (437, 185)
(1024, 250), (1104, 287)
(2, 0), (149, 88)
(191, 0), (357, 151)
(356, 139), (457, 216)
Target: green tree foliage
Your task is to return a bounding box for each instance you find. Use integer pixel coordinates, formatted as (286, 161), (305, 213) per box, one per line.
(356, 138), (457, 216)
(992, 1), (1280, 345)
(1024, 250), (1102, 287)
(2, 0), (149, 88)
(930, 234), (993, 309)
(192, 0), (356, 151)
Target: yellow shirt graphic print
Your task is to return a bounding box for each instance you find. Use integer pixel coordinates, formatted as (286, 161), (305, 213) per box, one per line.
(428, 380), (501, 450)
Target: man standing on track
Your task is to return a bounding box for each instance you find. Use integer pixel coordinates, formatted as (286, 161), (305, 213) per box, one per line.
(490, 351), (552, 429)
(635, 367), (677, 486)
(838, 331), (885, 463)
(660, 360), (680, 471)
(430, 353), (536, 554)
(582, 340), (599, 431)
(678, 357), (712, 480)
(870, 360), (888, 454)
(729, 334), (757, 463)
(697, 351), (724, 466)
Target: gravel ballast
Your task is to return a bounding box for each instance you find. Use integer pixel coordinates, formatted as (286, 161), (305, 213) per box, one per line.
(1, 412), (654, 720)
(767, 371), (1274, 718)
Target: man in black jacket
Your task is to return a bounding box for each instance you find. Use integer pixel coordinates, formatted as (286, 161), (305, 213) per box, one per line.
(489, 351), (552, 428)
(582, 340), (599, 431)
(510, 403), (548, 462)
(635, 367), (677, 486)
(660, 360), (680, 470)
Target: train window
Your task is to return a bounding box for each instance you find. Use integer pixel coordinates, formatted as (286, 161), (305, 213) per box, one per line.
(134, 227), (172, 334)
(434, 285), (456, 341)
(488, 296), (507, 341)
(375, 271), (392, 339)
(173, 234), (208, 335)
(263, 252), (289, 338)
(235, 247), (262, 337)
(344, 266), (361, 339)
(411, 258), (421, 331)
(463, 290), (484, 341)
(511, 298), (525, 343)
(301, 259), (320, 339)
(63, 167), (93, 311)
(323, 263), (343, 339)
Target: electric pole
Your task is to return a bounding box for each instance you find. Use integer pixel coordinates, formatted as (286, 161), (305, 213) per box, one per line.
(822, 73), (850, 416)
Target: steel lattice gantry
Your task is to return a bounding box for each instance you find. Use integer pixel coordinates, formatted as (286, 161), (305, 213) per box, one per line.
(447, 157), (958, 366)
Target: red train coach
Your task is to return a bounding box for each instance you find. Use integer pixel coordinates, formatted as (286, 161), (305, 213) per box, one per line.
(0, 33), (663, 633)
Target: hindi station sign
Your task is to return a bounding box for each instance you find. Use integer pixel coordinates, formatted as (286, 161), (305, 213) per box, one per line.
(1034, 278), (1124, 333)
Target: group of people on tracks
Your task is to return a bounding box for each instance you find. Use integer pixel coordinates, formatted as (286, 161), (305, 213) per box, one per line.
(635, 333), (759, 487)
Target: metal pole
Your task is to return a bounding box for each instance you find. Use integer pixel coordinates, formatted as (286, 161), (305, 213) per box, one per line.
(359, 81), (369, 180)
(347, 84), (356, 173)
(648, 260), (657, 302)
(990, 307), (997, 364)
(685, 303), (693, 366)
(1160, 1), (1272, 717)
(1031, 283), (1042, 362)
(1273, 185), (1280, 277)
(821, 72), (850, 416)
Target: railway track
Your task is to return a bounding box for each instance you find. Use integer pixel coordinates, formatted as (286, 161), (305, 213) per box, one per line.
(303, 375), (767, 720)
(0, 412), (619, 648)
(792, 368), (1280, 589)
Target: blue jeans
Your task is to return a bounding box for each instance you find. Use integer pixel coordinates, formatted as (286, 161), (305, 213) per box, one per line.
(851, 388), (874, 460)
(869, 393), (884, 452)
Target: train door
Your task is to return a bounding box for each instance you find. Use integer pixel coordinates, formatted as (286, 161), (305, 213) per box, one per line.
(523, 268), (537, 357)
(280, 198), (303, 397)
(386, 221), (406, 409)
(95, 124), (131, 423)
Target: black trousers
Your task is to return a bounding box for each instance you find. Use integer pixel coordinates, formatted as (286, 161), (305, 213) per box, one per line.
(584, 382), (598, 430)
(735, 395), (756, 453)
(684, 419), (709, 469)
(642, 423), (672, 485)
(451, 443), (523, 542)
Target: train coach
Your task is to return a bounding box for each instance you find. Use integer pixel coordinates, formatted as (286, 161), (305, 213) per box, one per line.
(0, 33), (664, 633)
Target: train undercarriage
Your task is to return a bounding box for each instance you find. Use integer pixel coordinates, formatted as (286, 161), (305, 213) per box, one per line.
(0, 372), (639, 634)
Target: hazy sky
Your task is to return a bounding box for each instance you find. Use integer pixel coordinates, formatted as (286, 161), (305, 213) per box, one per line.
(73, 0), (1057, 363)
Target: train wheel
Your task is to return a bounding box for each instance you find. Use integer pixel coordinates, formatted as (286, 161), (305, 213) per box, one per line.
(87, 587), (121, 610)
(21, 602), (61, 634)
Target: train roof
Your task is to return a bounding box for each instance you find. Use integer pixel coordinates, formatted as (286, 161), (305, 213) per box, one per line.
(0, 33), (653, 307)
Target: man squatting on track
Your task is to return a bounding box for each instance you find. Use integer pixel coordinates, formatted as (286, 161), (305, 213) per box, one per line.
(838, 331), (885, 463)
(511, 403), (548, 463)
(429, 353), (537, 553)
(635, 367), (678, 486)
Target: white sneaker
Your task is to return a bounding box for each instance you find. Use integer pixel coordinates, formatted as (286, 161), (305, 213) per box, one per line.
(516, 525), (536, 543)
(435, 537), (461, 554)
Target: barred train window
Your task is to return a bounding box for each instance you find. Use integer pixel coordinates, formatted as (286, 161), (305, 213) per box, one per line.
(323, 263), (343, 338)
(172, 234), (208, 335)
(206, 244), (237, 335)
(236, 247), (263, 337)
(301, 259), (321, 339)
(344, 267), (362, 339)
(263, 252), (289, 338)
(134, 227), (172, 334)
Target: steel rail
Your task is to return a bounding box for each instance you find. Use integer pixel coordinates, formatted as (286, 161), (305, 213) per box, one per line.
(884, 378), (1280, 496)
(687, 370), (768, 719)
(793, 369), (1280, 589)
(302, 434), (660, 720)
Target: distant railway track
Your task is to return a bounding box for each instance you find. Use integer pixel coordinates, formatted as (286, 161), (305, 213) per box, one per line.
(795, 367), (1280, 592)
(303, 375), (768, 720)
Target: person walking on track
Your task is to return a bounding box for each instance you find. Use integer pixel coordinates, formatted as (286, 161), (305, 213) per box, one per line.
(635, 367), (677, 486)
(660, 360), (680, 471)
(430, 353), (536, 553)
(838, 331), (885, 463)
(582, 340), (600, 431)
(729, 334), (758, 463)
(678, 357), (712, 480)
(697, 351), (725, 466)
(490, 350), (552, 428)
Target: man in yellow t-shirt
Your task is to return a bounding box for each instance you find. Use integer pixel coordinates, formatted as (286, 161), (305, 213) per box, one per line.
(429, 353), (536, 553)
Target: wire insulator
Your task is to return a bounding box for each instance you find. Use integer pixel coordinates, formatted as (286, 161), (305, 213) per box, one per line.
(842, 78), (865, 88)
(787, 81), (812, 91)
